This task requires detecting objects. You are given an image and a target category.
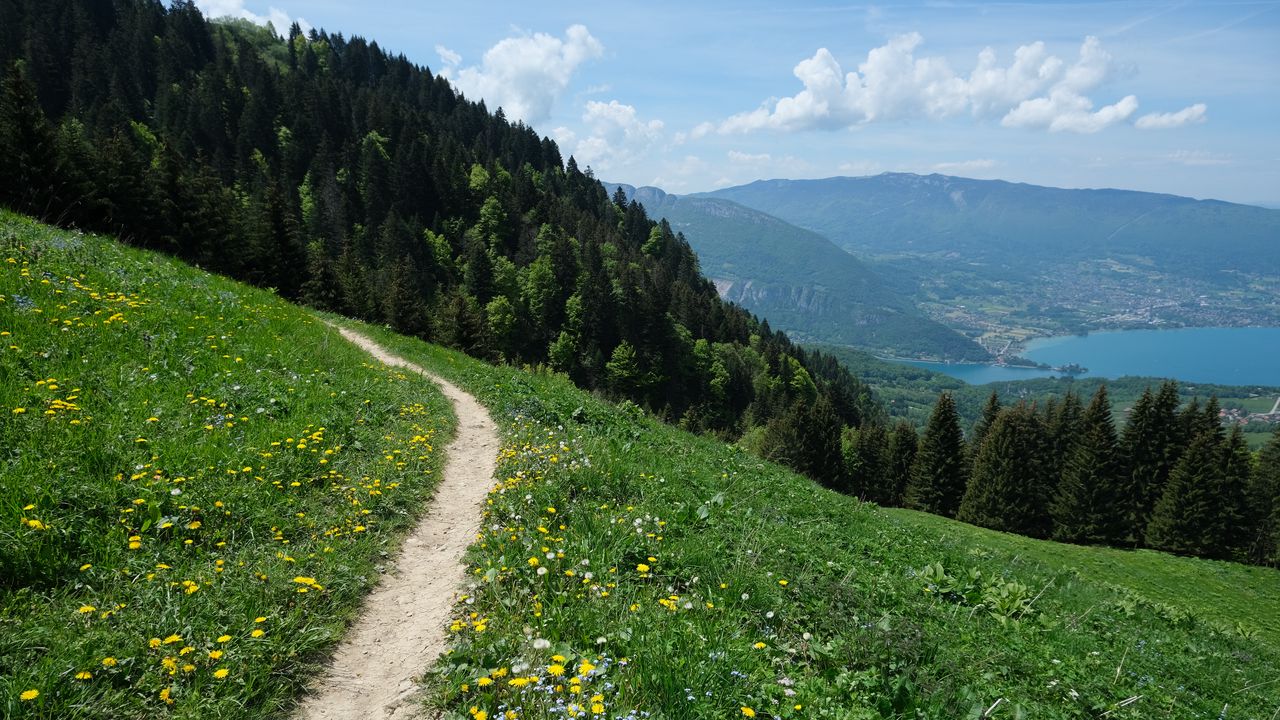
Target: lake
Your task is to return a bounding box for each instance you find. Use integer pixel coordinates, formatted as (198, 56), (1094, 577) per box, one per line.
(902, 327), (1280, 386)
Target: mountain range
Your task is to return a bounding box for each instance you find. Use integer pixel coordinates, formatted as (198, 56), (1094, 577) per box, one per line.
(700, 173), (1280, 341)
(605, 183), (989, 361)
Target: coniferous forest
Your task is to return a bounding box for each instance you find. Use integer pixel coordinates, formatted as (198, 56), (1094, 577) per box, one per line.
(1, 0), (1276, 568)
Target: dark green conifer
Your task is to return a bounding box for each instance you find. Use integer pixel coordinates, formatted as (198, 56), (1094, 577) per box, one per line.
(904, 393), (968, 517)
(1248, 428), (1280, 565)
(885, 421), (918, 507)
(958, 404), (1053, 537)
(1051, 386), (1126, 544)
(1123, 382), (1182, 540)
(843, 423), (888, 502)
(1146, 433), (1221, 556)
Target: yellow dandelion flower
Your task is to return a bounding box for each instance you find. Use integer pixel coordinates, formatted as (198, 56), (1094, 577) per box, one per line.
(75, 671), (93, 680)
(159, 687), (173, 704)
(78, 605), (96, 614)
(251, 629), (265, 638)
(254, 616), (266, 623)
(148, 638), (162, 649)
(208, 650), (223, 660)
(741, 708), (756, 718)
(19, 689), (38, 701)
(476, 677), (493, 686)
(636, 563), (650, 573)
(163, 634), (182, 644)
(547, 664), (565, 676)
(213, 668), (230, 679)
(753, 642), (767, 649)
(216, 635), (232, 643)
(102, 657), (117, 667)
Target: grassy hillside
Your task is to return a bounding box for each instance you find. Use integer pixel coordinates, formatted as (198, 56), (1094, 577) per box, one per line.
(4, 213), (1278, 718)
(605, 184), (987, 361)
(350, 323), (1280, 719)
(0, 212), (455, 718)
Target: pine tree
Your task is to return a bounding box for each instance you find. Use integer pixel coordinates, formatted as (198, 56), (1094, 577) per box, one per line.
(1210, 426), (1252, 560)
(1248, 428), (1280, 565)
(958, 404), (1053, 537)
(904, 393), (968, 517)
(885, 421), (918, 507)
(1127, 383), (1183, 539)
(761, 396), (845, 491)
(1145, 433), (1221, 556)
(843, 423), (888, 502)
(970, 390), (1001, 453)
(1051, 385), (1126, 544)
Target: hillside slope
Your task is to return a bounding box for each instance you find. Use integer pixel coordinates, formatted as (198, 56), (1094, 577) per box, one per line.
(0, 211), (457, 718)
(605, 183), (987, 361)
(352, 320), (1280, 720)
(703, 174), (1280, 337)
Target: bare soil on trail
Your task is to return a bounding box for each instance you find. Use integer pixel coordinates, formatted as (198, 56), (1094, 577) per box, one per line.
(293, 326), (498, 720)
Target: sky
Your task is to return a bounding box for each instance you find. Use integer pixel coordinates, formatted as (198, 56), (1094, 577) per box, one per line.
(194, 0), (1280, 205)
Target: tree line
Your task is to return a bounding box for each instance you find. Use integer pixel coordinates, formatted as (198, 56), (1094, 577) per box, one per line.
(0, 0), (881, 452)
(831, 382), (1280, 566)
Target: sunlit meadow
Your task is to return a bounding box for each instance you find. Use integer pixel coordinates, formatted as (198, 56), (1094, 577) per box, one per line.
(0, 212), (455, 718)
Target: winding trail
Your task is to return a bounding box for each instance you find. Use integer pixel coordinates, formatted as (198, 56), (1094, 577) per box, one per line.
(294, 326), (498, 720)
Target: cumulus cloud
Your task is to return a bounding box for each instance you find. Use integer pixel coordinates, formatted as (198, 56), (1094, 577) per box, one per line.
(1135, 103), (1208, 130)
(442, 25), (603, 125)
(719, 34), (1197, 135)
(195, 0), (310, 36)
(562, 101), (664, 172)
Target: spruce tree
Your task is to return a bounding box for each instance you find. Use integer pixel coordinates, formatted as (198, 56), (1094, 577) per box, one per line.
(1051, 385), (1126, 545)
(905, 393), (968, 517)
(1146, 433), (1221, 556)
(1211, 426), (1252, 560)
(970, 390), (1001, 456)
(1123, 382), (1182, 540)
(958, 404), (1053, 537)
(1248, 428), (1280, 565)
(761, 396), (846, 491)
(885, 421), (918, 507)
(843, 423), (888, 502)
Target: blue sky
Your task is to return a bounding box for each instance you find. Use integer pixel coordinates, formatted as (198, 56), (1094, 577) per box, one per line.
(197, 1), (1279, 205)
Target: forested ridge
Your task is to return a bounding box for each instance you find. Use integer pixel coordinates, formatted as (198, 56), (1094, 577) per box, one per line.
(0, 0), (879, 444)
(2, 0), (1276, 569)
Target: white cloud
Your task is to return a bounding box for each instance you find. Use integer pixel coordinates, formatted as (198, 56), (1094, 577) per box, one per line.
(932, 158), (997, 173)
(1001, 91), (1138, 133)
(195, 0), (310, 36)
(442, 25), (603, 125)
(435, 44), (461, 68)
(1136, 103), (1208, 130)
(564, 101), (664, 172)
(728, 150), (771, 163)
(719, 34), (1192, 135)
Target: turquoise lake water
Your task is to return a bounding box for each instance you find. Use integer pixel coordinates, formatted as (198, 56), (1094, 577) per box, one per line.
(902, 327), (1280, 387)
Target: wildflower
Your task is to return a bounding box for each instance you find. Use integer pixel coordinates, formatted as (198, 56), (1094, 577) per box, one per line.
(19, 689), (38, 701)
(149, 638), (162, 649)
(80, 564), (92, 571)
(778, 580), (789, 586)
(636, 563), (650, 573)
(741, 708), (756, 717)
(102, 657), (117, 667)
(160, 687), (173, 704)
(753, 642), (767, 649)
(163, 634), (182, 644)
(213, 668), (229, 679)
(528, 557), (539, 567)
(547, 664), (565, 676)
(251, 629), (265, 638)
(217, 634), (232, 643)
(75, 671), (93, 680)
(476, 677), (493, 686)
(78, 605), (96, 614)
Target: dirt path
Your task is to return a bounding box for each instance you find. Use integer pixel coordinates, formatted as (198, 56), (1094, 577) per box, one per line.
(294, 326), (498, 720)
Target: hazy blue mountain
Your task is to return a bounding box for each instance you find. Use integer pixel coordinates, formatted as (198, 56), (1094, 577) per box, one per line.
(701, 174), (1280, 337)
(606, 183), (989, 360)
